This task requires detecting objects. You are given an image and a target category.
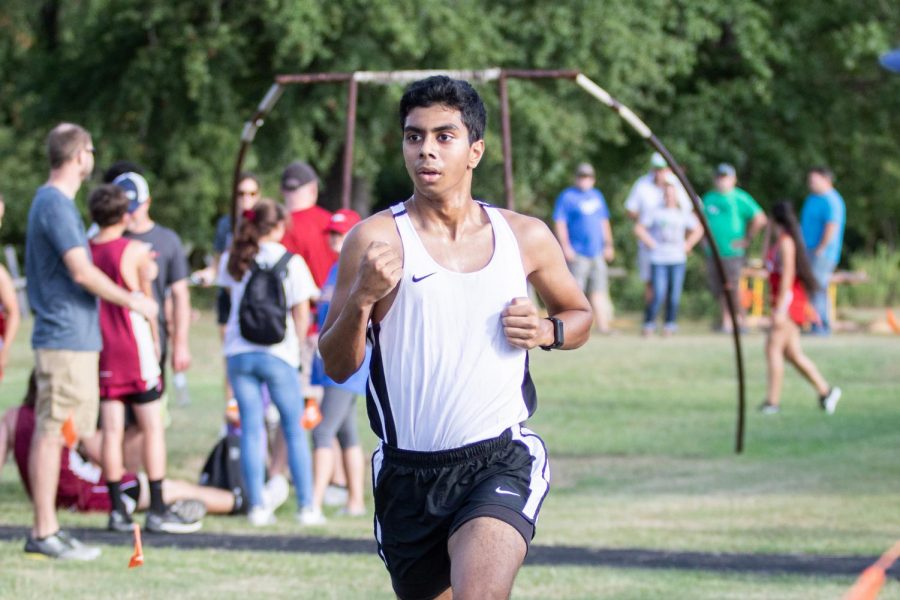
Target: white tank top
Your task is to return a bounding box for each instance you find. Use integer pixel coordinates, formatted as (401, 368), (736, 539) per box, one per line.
(366, 201), (537, 451)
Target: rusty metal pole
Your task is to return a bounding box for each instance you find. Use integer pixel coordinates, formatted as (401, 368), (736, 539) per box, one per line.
(341, 77), (359, 210)
(498, 73), (514, 210)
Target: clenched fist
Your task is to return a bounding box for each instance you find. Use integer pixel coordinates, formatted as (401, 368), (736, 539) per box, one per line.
(353, 241), (403, 306)
(501, 297), (552, 350)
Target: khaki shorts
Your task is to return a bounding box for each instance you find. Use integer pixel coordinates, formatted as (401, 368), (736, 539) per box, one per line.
(569, 254), (609, 294)
(34, 349), (100, 438)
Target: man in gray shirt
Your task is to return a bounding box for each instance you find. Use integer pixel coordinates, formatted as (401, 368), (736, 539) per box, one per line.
(24, 123), (157, 560)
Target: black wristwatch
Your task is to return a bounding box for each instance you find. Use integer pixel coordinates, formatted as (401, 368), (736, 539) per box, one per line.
(539, 317), (564, 351)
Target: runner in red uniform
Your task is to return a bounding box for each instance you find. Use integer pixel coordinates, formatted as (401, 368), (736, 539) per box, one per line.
(89, 182), (199, 534)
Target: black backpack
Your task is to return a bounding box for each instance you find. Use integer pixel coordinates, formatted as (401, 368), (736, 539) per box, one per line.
(198, 433), (248, 514)
(238, 251), (293, 345)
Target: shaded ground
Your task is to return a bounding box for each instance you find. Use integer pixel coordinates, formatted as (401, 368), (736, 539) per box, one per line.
(1, 525), (894, 579)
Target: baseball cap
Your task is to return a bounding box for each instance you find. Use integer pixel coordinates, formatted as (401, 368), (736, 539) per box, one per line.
(650, 152), (667, 169)
(575, 163), (595, 178)
(112, 172), (150, 213)
(327, 208), (361, 235)
(880, 48), (900, 73)
(715, 163), (736, 177)
(281, 161), (317, 191)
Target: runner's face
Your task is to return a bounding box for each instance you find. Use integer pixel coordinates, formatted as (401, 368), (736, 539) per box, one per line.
(402, 105), (484, 196)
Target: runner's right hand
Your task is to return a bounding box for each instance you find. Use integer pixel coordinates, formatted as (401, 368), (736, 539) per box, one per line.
(353, 241), (403, 305)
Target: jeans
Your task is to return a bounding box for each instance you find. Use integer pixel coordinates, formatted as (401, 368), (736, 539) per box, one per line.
(810, 254), (837, 334)
(645, 262), (687, 328)
(227, 352), (312, 510)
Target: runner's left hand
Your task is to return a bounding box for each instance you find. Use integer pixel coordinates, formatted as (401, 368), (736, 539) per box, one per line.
(501, 297), (553, 350)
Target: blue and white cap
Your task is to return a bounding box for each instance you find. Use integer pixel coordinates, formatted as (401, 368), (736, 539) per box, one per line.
(112, 172), (150, 213)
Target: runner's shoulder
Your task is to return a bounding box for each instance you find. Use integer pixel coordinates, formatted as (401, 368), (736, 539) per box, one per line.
(494, 207), (556, 250)
(344, 209), (401, 253)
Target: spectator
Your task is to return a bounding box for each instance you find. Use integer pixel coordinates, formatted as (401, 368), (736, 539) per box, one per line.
(25, 123), (156, 560)
(0, 373), (223, 520)
(0, 193), (21, 381)
(634, 176), (705, 336)
(310, 209), (368, 519)
(553, 163), (615, 333)
(88, 184), (200, 534)
(119, 171), (193, 383)
(625, 152), (692, 302)
(701, 163), (767, 332)
(761, 202), (841, 414)
(218, 199), (320, 526)
(279, 161), (336, 288)
(800, 167), (846, 335)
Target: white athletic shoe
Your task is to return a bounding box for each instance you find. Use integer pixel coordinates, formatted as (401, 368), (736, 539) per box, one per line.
(297, 507), (327, 526)
(247, 506), (275, 526)
(323, 484), (349, 507)
(821, 387), (842, 415)
(262, 475), (290, 512)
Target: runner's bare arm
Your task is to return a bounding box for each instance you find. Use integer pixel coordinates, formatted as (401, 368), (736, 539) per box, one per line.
(319, 214), (402, 382)
(123, 241), (162, 360)
(63, 246), (158, 321)
(502, 212), (592, 350)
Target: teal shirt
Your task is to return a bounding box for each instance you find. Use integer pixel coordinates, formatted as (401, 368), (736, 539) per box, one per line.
(701, 187), (762, 258)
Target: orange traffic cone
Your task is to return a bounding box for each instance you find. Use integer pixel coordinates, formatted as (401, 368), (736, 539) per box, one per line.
(61, 416), (78, 449)
(844, 541), (900, 600)
(128, 523), (144, 569)
(301, 397), (322, 430)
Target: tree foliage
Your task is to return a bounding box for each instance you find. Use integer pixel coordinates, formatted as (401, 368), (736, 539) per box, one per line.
(0, 0), (897, 260)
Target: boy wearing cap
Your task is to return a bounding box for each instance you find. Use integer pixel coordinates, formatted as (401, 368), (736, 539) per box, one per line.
(120, 171), (193, 386)
(279, 161), (336, 288)
(553, 163), (615, 333)
(701, 163), (766, 333)
(88, 184), (201, 534)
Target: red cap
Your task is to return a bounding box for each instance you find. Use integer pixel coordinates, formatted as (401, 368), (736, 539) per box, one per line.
(327, 208), (361, 235)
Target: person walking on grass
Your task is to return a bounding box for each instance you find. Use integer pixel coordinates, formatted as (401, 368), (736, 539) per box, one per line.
(25, 123), (157, 560)
(761, 201), (841, 415)
(320, 76), (592, 600)
(218, 199), (321, 526)
(88, 184), (201, 534)
(634, 175), (705, 336)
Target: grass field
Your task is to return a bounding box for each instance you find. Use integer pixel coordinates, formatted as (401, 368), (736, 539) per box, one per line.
(1, 312), (898, 598)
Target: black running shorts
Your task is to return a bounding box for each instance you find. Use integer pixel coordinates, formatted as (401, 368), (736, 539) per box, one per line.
(372, 425), (550, 600)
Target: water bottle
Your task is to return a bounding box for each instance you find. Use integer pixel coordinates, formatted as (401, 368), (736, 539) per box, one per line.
(172, 371), (190, 407)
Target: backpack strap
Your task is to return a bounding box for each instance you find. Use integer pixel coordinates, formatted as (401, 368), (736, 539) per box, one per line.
(272, 251), (293, 277)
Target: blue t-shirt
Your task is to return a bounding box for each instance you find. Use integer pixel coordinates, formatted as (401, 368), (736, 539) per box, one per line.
(552, 187), (610, 258)
(800, 189), (846, 264)
(310, 263), (370, 395)
(26, 185), (101, 351)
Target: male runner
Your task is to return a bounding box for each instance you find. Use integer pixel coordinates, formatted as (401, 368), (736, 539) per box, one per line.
(320, 76), (592, 600)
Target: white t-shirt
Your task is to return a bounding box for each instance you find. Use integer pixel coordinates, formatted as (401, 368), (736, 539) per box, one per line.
(641, 206), (699, 265)
(218, 241), (319, 368)
(625, 173), (692, 249)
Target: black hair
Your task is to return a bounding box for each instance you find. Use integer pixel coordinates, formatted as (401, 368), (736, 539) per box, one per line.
(238, 172), (261, 189)
(399, 76), (486, 144)
(772, 201), (818, 294)
(88, 184), (129, 227)
(808, 166), (833, 181)
(103, 160), (144, 184)
(227, 199), (287, 279)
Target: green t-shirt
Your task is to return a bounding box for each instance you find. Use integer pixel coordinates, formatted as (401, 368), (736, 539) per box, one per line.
(701, 187), (762, 258)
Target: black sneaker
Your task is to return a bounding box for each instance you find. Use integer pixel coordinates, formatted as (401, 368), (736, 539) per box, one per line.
(758, 401), (780, 415)
(108, 509), (134, 533)
(24, 530), (101, 560)
(146, 505), (203, 534)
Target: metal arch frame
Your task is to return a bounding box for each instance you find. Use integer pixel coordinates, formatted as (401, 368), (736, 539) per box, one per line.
(231, 68), (748, 454)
